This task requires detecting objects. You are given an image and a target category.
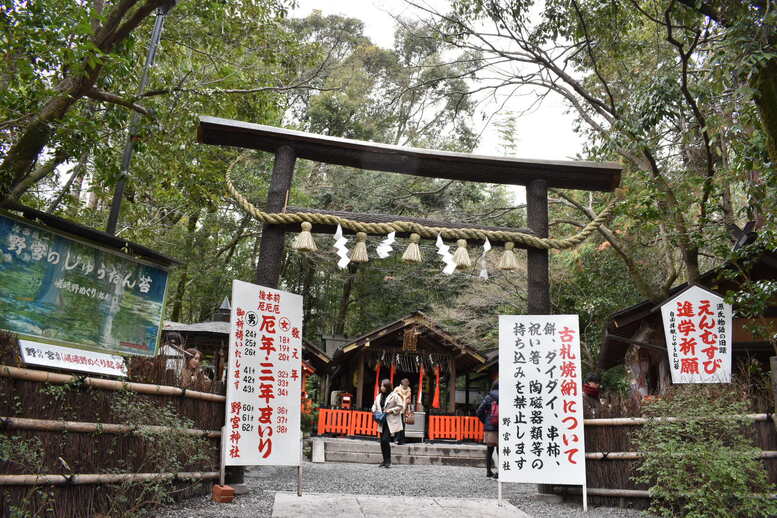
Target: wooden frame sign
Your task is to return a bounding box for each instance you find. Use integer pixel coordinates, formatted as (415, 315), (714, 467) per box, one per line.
(498, 314), (587, 508)
(224, 280), (302, 466)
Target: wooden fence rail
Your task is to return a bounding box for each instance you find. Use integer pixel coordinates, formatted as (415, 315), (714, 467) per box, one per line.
(0, 416), (221, 438)
(0, 364), (225, 402)
(0, 472), (219, 486)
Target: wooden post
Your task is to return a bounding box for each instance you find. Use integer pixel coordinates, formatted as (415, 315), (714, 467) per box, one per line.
(448, 358), (456, 413)
(527, 179), (550, 315)
(527, 178), (554, 497)
(321, 373), (330, 406)
(356, 352), (365, 409)
(464, 373), (470, 411)
(255, 145), (296, 289)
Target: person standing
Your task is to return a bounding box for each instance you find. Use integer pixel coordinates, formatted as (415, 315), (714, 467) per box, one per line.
(393, 378), (412, 445)
(371, 378), (404, 468)
(476, 380), (499, 479)
(582, 373), (602, 418)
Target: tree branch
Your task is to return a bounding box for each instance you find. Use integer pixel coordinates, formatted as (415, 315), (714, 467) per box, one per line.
(85, 87), (153, 117)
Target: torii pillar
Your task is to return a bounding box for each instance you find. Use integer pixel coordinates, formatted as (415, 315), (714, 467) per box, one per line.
(527, 179), (550, 314)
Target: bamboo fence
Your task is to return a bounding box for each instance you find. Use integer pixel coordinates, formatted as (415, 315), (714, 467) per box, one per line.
(580, 413), (777, 508)
(0, 332), (225, 518)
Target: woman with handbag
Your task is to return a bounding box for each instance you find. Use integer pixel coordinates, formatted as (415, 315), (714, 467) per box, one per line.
(393, 378), (412, 445)
(371, 378), (404, 468)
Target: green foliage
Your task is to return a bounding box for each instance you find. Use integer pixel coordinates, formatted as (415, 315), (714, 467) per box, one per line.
(601, 365), (630, 396)
(634, 386), (777, 518)
(0, 434), (52, 518)
(103, 391), (211, 517)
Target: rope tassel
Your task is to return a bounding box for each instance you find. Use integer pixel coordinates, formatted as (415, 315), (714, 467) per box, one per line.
(350, 232), (369, 263)
(402, 233), (423, 263)
(292, 221), (317, 252)
(452, 239), (471, 270)
(498, 242), (519, 270)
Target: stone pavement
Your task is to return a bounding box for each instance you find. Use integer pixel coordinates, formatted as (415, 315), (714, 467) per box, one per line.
(271, 491), (530, 518)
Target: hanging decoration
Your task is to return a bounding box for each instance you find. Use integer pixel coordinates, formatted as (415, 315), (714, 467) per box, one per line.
(401, 233), (423, 263)
(435, 234), (456, 275)
(292, 221), (317, 252)
(402, 326), (418, 352)
(432, 364), (441, 409)
(373, 359), (382, 400)
(350, 232), (369, 263)
(452, 239), (472, 270)
(417, 362), (425, 405)
(225, 152), (618, 253)
(375, 231), (396, 259)
(333, 224), (350, 269)
(389, 359), (396, 386)
(478, 237), (491, 280)
(498, 241), (519, 271)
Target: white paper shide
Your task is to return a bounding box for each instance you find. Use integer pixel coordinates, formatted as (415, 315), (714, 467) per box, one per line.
(224, 280), (303, 466)
(498, 315), (586, 486)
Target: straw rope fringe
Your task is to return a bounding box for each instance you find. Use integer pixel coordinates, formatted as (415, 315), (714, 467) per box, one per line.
(225, 155), (616, 250)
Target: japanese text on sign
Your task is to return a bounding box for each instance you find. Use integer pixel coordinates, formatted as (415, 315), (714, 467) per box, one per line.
(224, 280), (302, 466)
(498, 315), (587, 486)
(0, 213), (168, 357)
(19, 339), (127, 377)
(661, 285), (732, 384)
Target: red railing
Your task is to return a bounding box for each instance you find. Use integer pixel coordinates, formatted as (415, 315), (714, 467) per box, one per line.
(317, 409), (379, 437)
(428, 415), (484, 441)
(317, 409), (484, 442)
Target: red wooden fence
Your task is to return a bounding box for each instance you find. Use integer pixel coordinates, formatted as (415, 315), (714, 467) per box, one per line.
(317, 410), (484, 442)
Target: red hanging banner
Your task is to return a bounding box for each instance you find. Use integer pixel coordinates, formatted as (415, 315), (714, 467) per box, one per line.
(432, 365), (441, 409)
(389, 362), (396, 386)
(373, 360), (382, 400)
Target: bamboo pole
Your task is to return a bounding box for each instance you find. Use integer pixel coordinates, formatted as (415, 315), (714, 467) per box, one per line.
(562, 487), (651, 498)
(0, 365), (225, 402)
(585, 451), (777, 460)
(0, 416), (221, 438)
(584, 414), (769, 426)
(0, 472), (219, 486)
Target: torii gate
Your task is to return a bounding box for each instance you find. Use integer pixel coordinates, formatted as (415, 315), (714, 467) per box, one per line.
(197, 116), (620, 486)
(197, 115), (621, 316)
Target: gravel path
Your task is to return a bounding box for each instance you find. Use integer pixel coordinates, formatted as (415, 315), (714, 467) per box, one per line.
(156, 461), (647, 518)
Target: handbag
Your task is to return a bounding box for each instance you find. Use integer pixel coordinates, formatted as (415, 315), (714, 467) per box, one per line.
(372, 411), (386, 423)
(404, 412), (415, 425)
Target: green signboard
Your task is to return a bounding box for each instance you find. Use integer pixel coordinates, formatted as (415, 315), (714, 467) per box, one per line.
(0, 213), (168, 357)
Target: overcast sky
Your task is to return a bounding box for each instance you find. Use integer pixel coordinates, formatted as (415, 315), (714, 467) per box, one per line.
(291, 0), (584, 163)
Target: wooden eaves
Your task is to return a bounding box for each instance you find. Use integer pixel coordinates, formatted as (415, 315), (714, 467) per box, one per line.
(4, 202), (180, 268)
(335, 311), (486, 372)
(198, 116), (622, 192)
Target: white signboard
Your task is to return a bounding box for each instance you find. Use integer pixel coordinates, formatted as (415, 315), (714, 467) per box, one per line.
(498, 315), (586, 486)
(660, 285), (732, 384)
(224, 280), (302, 466)
(19, 339), (127, 377)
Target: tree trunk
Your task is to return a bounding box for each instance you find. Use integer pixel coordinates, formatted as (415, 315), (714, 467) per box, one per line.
(753, 57), (777, 163)
(333, 264), (358, 336)
(170, 210), (200, 322)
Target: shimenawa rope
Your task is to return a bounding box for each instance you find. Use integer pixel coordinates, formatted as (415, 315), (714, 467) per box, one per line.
(224, 155), (615, 250)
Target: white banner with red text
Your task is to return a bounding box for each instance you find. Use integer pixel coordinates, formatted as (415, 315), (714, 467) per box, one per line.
(224, 280), (302, 466)
(498, 314), (586, 486)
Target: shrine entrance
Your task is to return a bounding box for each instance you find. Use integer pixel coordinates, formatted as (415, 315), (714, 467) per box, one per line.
(196, 115), (622, 481)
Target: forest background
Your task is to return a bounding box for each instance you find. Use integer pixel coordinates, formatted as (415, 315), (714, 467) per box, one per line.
(1, 0), (775, 375)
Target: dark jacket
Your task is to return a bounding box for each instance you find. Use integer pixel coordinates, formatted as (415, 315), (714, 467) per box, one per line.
(476, 389), (499, 432)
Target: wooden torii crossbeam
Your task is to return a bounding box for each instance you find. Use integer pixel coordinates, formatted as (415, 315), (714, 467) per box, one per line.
(196, 115), (622, 314)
